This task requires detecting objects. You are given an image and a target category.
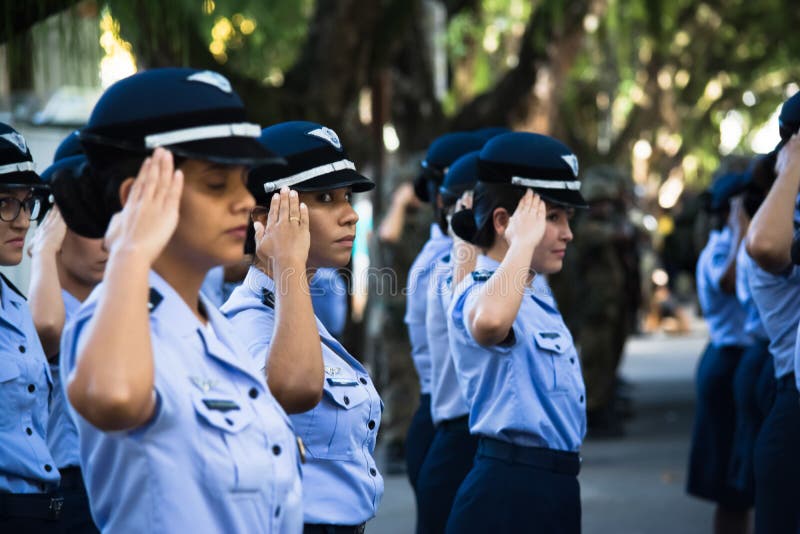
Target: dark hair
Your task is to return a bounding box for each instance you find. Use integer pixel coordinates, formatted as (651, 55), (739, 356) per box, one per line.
(451, 182), (527, 248)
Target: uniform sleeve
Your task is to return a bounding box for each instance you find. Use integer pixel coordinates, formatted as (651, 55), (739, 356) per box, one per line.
(705, 234), (734, 291)
(226, 308), (275, 374)
(457, 283), (517, 355)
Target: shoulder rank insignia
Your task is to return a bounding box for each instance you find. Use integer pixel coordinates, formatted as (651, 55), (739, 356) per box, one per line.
(471, 270), (494, 282)
(148, 288), (163, 313)
(261, 288), (275, 309)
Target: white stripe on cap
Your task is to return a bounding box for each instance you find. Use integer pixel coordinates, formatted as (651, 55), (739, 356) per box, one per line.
(0, 161), (35, 175)
(263, 159), (355, 194)
(144, 122), (261, 148)
(511, 176), (581, 190)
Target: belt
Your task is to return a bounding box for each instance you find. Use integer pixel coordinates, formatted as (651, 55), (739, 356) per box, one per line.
(59, 466), (85, 491)
(0, 492), (64, 521)
(477, 438), (581, 476)
(439, 415), (469, 431)
(304, 523), (366, 534)
(777, 372), (796, 391)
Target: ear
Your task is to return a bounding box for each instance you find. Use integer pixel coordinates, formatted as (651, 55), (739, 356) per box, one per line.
(118, 177), (136, 207)
(492, 207), (510, 236)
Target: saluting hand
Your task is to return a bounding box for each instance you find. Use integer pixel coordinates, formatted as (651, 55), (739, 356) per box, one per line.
(104, 148), (184, 264)
(776, 134), (800, 182)
(254, 187), (310, 272)
(28, 204), (67, 258)
(504, 189), (546, 252)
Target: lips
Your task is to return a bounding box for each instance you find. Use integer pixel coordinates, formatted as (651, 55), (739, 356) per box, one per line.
(4, 237), (25, 248)
(552, 249), (566, 258)
(335, 235), (356, 246)
(225, 226), (248, 239)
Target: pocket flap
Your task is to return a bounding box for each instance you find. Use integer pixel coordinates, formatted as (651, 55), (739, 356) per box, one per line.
(532, 331), (570, 354)
(0, 358), (20, 382)
(323, 381), (369, 410)
(192, 393), (253, 433)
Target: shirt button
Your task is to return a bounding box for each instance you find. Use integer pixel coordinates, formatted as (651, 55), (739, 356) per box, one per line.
(225, 418), (234, 426)
(18, 345), (25, 353)
(555, 344), (561, 350)
(343, 396), (350, 405)
(275, 506), (281, 518)
(368, 420), (376, 430)
(579, 395), (584, 403)
(248, 388), (258, 399)
(27, 384), (35, 393)
(25, 427), (32, 436)
(44, 464), (52, 472)
(272, 445), (282, 456)
(369, 468), (377, 477)
(570, 358), (575, 364)
(359, 377), (367, 385)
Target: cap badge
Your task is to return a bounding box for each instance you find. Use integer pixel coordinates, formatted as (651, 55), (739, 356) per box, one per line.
(561, 154), (579, 177)
(186, 70), (232, 93)
(0, 132), (27, 154)
(307, 127), (342, 150)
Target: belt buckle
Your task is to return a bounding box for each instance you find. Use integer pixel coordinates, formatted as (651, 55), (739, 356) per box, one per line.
(48, 496), (64, 520)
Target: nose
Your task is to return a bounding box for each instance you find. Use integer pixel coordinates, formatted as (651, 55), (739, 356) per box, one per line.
(340, 202), (359, 226)
(560, 220), (573, 243)
(232, 171), (256, 214)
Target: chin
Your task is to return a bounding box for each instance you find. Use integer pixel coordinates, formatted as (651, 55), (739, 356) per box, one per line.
(0, 251), (22, 267)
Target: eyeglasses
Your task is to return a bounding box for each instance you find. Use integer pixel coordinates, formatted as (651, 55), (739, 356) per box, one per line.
(0, 196), (42, 222)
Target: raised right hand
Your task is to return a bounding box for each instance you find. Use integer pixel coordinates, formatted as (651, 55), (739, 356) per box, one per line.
(776, 134), (800, 181)
(28, 204), (67, 258)
(254, 187), (310, 271)
(503, 189), (546, 252)
(103, 148), (184, 265)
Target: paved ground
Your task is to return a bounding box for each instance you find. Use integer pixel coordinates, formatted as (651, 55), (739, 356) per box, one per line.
(369, 326), (717, 533)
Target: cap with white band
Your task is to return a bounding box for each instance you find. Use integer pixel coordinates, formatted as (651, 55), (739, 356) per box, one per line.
(144, 122), (261, 148)
(263, 159), (356, 194)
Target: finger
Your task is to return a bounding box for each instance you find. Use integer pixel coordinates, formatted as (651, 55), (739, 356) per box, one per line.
(137, 154), (158, 202)
(288, 189), (300, 223)
(299, 202), (309, 227)
(103, 213), (122, 253)
(277, 187), (290, 222)
(253, 220), (265, 243)
(166, 169), (184, 211)
(154, 149), (175, 205)
(268, 191), (280, 226)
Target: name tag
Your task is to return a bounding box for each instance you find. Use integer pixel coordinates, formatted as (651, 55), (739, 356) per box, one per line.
(202, 399), (241, 412)
(326, 377), (359, 387)
(538, 332), (561, 340)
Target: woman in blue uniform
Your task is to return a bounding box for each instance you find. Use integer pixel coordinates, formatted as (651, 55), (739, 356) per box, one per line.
(0, 123), (63, 532)
(687, 170), (752, 534)
(58, 68), (303, 533)
(445, 132), (587, 534)
(222, 121), (383, 533)
(415, 151), (480, 534)
(27, 132), (104, 534)
(746, 124), (800, 534)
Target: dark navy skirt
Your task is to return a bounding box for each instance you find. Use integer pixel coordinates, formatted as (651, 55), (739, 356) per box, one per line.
(753, 373), (800, 534)
(415, 416), (478, 534)
(686, 343), (750, 508)
(445, 439), (581, 534)
(406, 393), (436, 490)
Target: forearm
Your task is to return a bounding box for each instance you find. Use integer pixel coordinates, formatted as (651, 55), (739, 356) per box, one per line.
(267, 266), (324, 413)
(719, 224), (745, 294)
(67, 250), (155, 430)
(746, 170), (800, 273)
(28, 253), (65, 358)
(469, 244), (531, 346)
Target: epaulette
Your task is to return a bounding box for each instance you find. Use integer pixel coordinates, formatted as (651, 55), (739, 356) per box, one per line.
(148, 288), (163, 313)
(261, 288), (275, 309)
(0, 273), (26, 300)
(471, 270), (494, 282)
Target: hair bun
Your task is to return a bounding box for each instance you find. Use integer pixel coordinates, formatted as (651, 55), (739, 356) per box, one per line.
(450, 208), (478, 243)
(51, 163), (113, 238)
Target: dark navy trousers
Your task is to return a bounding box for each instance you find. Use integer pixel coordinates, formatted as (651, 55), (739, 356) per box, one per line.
(415, 416), (478, 534)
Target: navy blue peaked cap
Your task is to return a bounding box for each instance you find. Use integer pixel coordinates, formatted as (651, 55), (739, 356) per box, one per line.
(80, 68), (278, 169)
(248, 121), (373, 205)
(478, 132), (587, 208)
(440, 151), (480, 205)
(0, 123), (45, 189)
(708, 171), (751, 212)
(41, 130), (84, 183)
(415, 132), (486, 202)
(779, 91), (800, 143)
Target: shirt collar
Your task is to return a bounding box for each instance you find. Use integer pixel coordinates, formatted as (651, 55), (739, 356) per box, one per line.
(475, 254), (501, 272)
(243, 265), (276, 298)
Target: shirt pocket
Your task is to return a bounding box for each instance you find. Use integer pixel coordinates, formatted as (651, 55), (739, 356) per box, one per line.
(532, 331), (574, 394)
(0, 357), (21, 429)
(191, 391), (269, 494)
(302, 379), (370, 461)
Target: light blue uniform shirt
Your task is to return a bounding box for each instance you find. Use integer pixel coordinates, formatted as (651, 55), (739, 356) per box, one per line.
(310, 267), (348, 339)
(46, 289), (81, 469)
(447, 255), (586, 451)
(735, 241), (768, 342)
(60, 271), (303, 533)
(200, 265), (226, 308)
(745, 248), (800, 379)
(696, 227), (751, 347)
(222, 267), (384, 525)
(0, 274), (60, 493)
(405, 224), (453, 394)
